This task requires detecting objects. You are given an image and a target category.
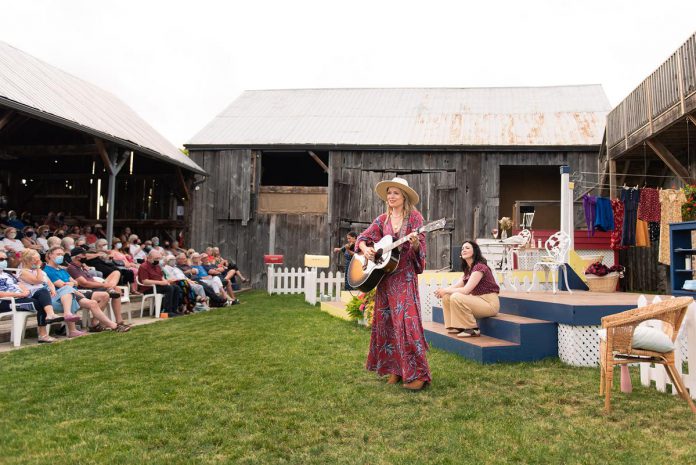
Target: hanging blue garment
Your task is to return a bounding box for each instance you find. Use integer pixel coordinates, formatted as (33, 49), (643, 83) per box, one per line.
(582, 194), (596, 237)
(594, 197), (615, 232)
(621, 188), (640, 246)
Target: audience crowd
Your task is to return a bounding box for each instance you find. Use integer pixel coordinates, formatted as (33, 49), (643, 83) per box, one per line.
(0, 210), (249, 344)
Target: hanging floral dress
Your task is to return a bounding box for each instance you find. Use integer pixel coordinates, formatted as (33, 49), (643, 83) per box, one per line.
(658, 189), (687, 265)
(356, 210), (431, 384)
(610, 199), (627, 251)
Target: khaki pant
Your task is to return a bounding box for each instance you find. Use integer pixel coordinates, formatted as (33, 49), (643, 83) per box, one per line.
(442, 293), (500, 329)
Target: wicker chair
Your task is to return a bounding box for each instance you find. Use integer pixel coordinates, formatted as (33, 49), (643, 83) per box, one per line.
(599, 296), (696, 414)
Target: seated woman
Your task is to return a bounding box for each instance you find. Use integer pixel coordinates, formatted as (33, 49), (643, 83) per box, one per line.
(1, 227), (25, 267)
(15, 248), (84, 338)
(212, 247), (249, 285)
(36, 225), (52, 253)
(162, 255), (209, 312)
(190, 253), (238, 305)
(434, 240), (500, 338)
(21, 226), (43, 252)
(0, 250), (65, 343)
(109, 238), (140, 294)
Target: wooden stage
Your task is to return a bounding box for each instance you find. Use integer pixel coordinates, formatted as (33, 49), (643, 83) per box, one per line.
(499, 290), (651, 306)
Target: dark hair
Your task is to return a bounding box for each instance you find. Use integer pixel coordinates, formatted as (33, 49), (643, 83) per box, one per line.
(460, 240), (488, 275)
(347, 232), (358, 238)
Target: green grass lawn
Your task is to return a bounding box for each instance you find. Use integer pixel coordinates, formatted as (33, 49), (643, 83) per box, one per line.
(1, 291), (695, 465)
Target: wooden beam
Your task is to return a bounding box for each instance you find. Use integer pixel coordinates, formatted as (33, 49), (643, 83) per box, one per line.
(0, 110), (15, 132)
(687, 114), (696, 128)
(0, 144), (98, 157)
(609, 159), (616, 198)
(308, 151), (329, 173)
(176, 167), (190, 201)
(94, 138), (114, 175)
(617, 160), (632, 187)
(646, 138), (695, 185)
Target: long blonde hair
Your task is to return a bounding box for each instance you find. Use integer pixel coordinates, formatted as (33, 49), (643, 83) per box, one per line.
(19, 249), (40, 268)
(383, 187), (417, 221)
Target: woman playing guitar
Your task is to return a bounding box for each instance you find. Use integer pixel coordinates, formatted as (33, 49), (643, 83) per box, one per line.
(356, 177), (431, 391)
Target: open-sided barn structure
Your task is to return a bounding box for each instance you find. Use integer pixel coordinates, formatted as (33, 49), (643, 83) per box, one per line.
(187, 86), (610, 285)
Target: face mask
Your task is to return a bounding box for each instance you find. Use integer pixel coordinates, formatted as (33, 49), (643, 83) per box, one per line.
(25, 231), (34, 238)
(7, 233), (16, 239)
(167, 261), (176, 267)
(42, 231), (50, 237)
(0, 260), (7, 270)
(54, 255), (64, 265)
(115, 242), (122, 249)
(9, 214), (16, 220)
(153, 240), (159, 246)
(56, 233), (64, 239)
(152, 260), (160, 266)
(99, 245), (108, 251)
(31, 264), (40, 270)
(68, 245), (75, 251)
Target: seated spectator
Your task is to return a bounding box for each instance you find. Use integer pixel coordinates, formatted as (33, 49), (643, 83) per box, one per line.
(119, 227), (132, 246)
(186, 248), (196, 258)
(190, 253), (238, 305)
(212, 247), (249, 285)
(138, 250), (184, 316)
(109, 238), (140, 294)
(0, 210), (10, 229)
(150, 237), (165, 255)
(53, 228), (66, 239)
(43, 246), (122, 335)
(68, 225), (83, 241)
(19, 247), (85, 338)
(2, 227), (25, 267)
(6, 210), (26, 230)
(128, 234), (146, 262)
(83, 225), (98, 245)
(175, 253), (225, 307)
(162, 255), (208, 312)
(21, 211), (37, 228)
(1, 250), (65, 343)
(55, 211), (67, 230)
(61, 236), (76, 253)
(21, 226), (42, 252)
(171, 240), (186, 255)
(45, 211), (59, 230)
(93, 224), (106, 240)
(46, 236), (62, 250)
(67, 247), (130, 331)
(201, 253), (239, 302)
(36, 225), (51, 253)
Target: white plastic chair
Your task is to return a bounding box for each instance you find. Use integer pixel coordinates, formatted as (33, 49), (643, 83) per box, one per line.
(90, 278), (132, 323)
(526, 231), (573, 294)
(0, 296), (36, 347)
(136, 276), (163, 318)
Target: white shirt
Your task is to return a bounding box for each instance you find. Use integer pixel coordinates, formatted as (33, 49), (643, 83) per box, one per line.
(37, 237), (49, 252)
(129, 243), (146, 260)
(163, 264), (186, 281)
(1, 238), (25, 253)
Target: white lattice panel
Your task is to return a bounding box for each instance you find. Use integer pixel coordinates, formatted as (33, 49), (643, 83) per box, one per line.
(558, 324), (601, 367)
(576, 249), (614, 267)
(418, 274), (461, 322)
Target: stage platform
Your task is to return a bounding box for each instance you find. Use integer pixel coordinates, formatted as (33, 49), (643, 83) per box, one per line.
(424, 290), (649, 364)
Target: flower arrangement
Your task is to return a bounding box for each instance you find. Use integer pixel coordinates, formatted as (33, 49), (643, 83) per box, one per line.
(585, 262), (625, 278)
(682, 185), (696, 221)
(498, 217), (512, 239)
(345, 289), (376, 326)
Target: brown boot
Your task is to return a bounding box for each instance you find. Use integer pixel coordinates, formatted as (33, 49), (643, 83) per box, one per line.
(403, 379), (427, 391)
(387, 374), (402, 384)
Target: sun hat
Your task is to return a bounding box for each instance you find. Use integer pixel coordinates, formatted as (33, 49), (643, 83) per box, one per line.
(375, 177), (419, 205)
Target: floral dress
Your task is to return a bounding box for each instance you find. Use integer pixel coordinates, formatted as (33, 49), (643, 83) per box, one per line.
(356, 210), (432, 384)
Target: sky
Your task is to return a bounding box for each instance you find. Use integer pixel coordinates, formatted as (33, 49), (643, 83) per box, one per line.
(3, 0), (696, 148)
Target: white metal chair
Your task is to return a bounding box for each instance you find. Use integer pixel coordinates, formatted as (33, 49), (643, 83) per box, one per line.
(500, 229), (532, 291)
(136, 276), (163, 318)
(526, 230), (573, 294)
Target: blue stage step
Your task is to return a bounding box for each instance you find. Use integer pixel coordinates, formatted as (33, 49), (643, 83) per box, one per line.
(425, 307), (558, 364)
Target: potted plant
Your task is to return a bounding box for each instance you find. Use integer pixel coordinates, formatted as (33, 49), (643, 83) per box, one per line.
(345, 289), (376, 326)
(584, 262), (625, 292)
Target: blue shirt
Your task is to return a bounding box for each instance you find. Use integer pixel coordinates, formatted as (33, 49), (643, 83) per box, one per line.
(0, 271), (21, 293)
(192, 265), (209, 278)
(44, 265), (72, 284)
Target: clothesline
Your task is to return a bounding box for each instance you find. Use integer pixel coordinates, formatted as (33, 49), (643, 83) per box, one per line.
(577, 171), (681, 179)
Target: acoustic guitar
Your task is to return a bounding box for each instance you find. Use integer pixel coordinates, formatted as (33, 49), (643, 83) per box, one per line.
(347, 218), (447, 292)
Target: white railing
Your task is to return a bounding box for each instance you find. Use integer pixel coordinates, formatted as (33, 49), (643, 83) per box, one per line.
(266, 265), (343, 306)
(638, 295), (696, 399)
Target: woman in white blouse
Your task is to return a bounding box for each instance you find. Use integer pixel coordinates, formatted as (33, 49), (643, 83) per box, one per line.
(1, 227), (25, 267)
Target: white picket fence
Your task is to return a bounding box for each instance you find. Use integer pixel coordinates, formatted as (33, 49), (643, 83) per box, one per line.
(266, 265), (344, 306)
(638, 295), (696, 399)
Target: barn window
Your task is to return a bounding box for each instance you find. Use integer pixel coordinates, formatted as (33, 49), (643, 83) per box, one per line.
(257, 150), (329, 214)
(499, 165), (561, 229)
(260, 151), (328, 186)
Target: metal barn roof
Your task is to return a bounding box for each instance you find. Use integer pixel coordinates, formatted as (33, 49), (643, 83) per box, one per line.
(0, 41), (205, 174)
(187, 86), (610, 149)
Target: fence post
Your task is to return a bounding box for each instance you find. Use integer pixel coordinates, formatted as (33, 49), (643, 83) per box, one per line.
(267, 265), (274, 294)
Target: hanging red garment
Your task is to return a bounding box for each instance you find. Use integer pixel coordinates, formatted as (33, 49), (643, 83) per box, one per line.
(611, 198), (627, 250)
(637, 187), (661, 222)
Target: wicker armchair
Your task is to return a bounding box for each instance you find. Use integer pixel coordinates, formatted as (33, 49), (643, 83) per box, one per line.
(599, 296), (696, 414)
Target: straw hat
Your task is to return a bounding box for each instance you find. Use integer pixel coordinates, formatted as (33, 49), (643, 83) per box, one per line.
(375, 177), (419, 205)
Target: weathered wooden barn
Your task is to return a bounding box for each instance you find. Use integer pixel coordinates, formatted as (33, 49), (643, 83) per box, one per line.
(186, 86), (610, 285)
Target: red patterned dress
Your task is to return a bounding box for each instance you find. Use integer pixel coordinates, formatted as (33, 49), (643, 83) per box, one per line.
(356, 210), (432, 384)
(610, 198), (627, 250)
